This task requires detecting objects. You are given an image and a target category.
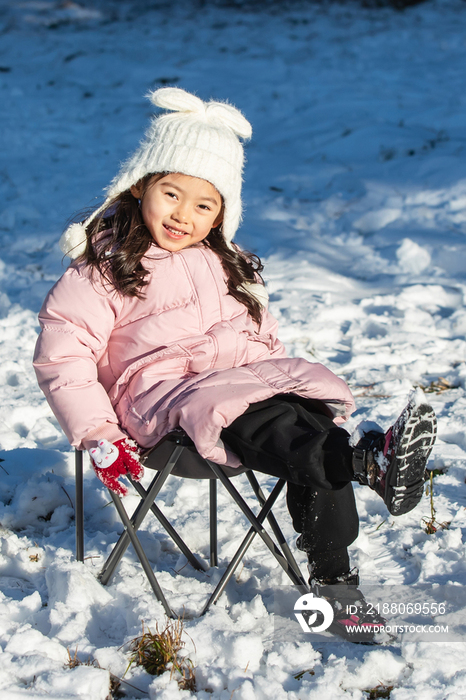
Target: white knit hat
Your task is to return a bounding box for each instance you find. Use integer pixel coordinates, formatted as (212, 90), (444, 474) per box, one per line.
(60, 87), (252, 259)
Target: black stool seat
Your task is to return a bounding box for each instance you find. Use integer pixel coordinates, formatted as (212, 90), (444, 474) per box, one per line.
(142, 429), (248, 479)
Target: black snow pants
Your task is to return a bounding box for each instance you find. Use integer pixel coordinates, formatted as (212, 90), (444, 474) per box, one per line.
(220, 394), (359, 580)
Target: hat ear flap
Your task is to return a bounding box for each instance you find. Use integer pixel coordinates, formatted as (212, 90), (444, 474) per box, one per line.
(240, 281), (268, 307)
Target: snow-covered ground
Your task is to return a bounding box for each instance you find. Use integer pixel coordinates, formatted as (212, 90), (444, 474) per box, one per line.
(1, 0), (466, 697)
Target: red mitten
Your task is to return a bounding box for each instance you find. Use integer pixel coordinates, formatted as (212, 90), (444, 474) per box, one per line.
(89, 438), (144, 497)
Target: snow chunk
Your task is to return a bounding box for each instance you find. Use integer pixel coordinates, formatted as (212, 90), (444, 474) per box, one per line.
(46, 561), (112, 612)
(5, 626), (67, 663)
(0, 590), (42, 634)
(342, 649), (406, 690)
(149, 676), (192, 699)
(407, 386), (429, 411)
(349, 420), (384, 447)
(46, 561), (113, 644)
(224, 635), (263, 673)
(0, 292), (10, 319)
(0, 472), (73, 536)
(396, 238), (431, 275)
(354, 208), (401, 233)
(33, 665), (110, 700)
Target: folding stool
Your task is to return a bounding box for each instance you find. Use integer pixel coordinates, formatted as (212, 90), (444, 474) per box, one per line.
(75, 429), (309, 618)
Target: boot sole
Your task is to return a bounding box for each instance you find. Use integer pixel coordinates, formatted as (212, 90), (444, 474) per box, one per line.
(385, 402), (437, 516)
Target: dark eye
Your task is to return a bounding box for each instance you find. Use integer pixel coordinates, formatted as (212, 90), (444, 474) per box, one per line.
(165, 191), (177, 199)
(199, 204), (211, 211)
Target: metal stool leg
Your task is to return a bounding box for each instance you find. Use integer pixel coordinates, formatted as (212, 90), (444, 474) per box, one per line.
(75, 449), (84, 563)
(210, 479), (218, 567)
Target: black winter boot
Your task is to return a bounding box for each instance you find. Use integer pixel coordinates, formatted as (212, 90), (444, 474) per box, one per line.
(352, 389), (437, 516)
(310, 569), (386, 644)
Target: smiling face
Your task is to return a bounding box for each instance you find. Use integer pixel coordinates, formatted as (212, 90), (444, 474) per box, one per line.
(131, 173), (223, 252)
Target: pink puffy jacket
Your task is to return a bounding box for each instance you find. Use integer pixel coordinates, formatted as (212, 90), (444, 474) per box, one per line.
(33, 244), (355, 466)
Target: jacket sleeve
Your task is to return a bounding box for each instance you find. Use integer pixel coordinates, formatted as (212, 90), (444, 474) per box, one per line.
(33, 264), (126, 449)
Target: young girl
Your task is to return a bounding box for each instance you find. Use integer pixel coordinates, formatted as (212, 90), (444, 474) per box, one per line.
(33, 87), (437, 642)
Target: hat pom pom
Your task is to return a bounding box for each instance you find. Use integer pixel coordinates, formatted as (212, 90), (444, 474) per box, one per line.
(240, 281), (269, 307)
(148, 87), (205, 114)
(59, 222), (87, 259)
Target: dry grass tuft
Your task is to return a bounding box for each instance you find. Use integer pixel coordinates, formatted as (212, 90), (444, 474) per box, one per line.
(421, 471), (450, 534)
(423, 376), (456, 394)
(65, 648), (99, 669)
(126, 619), (196, 692)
